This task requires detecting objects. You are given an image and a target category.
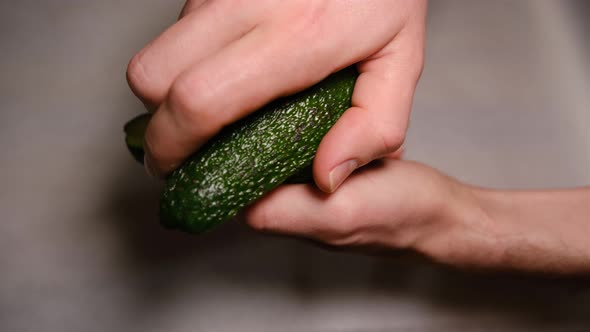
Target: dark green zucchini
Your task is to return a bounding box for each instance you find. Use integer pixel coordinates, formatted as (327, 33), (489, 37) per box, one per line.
(124, 67), (358, 233)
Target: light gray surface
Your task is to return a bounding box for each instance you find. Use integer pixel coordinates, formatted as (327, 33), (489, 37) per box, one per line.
(0, 1), (588, 331)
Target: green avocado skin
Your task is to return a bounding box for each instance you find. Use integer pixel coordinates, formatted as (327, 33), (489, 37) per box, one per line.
(160, 67), (358, 233)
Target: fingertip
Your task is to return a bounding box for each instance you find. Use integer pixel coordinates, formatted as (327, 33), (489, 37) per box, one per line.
(143, 152), (159, 178)
(142, 127), (166, 178)
(312, 162), (332, 194)
(143, 102), (192, 177)
(142, 125), (167, 179)
(242, 184), (324, 236)
(241, 189), (283, 233)
(328, 160), (358, 193)
(313, 107), (368, 193)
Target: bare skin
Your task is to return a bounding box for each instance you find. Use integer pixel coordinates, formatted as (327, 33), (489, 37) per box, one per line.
(243, 158), (590, 275)
(127, 1), (590, 275)
(127, 0), (427, 193)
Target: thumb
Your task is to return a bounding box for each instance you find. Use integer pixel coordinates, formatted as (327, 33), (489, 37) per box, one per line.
(313, 28), (424, 193)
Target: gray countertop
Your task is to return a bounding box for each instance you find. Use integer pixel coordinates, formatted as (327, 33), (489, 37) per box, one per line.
(0, 1), (588, 331)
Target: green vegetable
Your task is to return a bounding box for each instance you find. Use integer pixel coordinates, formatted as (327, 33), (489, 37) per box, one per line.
(124, 67), (358, 233)
(123, 113), (150, 164)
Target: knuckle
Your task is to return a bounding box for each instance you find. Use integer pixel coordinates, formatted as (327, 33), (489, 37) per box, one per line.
(281, 2), (327, 45)
(168, 76), (219, 130)
(379, 127), (405, 154)
(321, 198), (362, 245)
(168, 77), (196, 114)
(299, 1), (328, 28)
(126, 51), (155, 100)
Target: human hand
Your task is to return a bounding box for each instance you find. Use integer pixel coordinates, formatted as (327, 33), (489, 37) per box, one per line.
(243, 158), (469, 259)
(127, 0), (427, 192)
(243, 158), (590, 275)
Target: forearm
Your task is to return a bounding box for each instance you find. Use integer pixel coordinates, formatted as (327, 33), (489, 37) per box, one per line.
(475, 187), (590, 274)
(417, 183), (590, 274)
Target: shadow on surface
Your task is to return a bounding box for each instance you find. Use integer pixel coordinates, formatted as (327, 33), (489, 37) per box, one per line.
(103, 142), (590, 329)
(99, 1), (590, 327)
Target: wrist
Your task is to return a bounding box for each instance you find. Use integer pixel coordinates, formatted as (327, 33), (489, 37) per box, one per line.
(411, 180), (507, 270)
(469, 188), (590, 274)
(415, 183), (590, 274)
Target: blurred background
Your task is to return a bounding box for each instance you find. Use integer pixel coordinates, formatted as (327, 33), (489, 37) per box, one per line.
(0, 0), (588, 331)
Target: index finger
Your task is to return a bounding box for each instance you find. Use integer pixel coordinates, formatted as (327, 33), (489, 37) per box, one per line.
(142, 22), (345, 176)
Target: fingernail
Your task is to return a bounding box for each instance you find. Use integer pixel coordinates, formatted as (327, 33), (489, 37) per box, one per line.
(144, 153), (158, 178)
(328, 160), (358, 193)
